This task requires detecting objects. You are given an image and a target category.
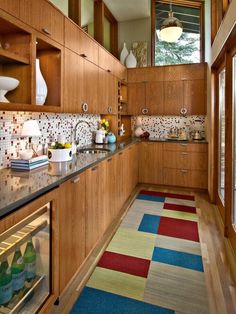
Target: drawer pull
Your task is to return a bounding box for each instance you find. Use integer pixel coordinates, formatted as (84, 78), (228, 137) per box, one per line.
(181, 152), (188, 155)
(107, 69), (111, 73)
(142, 108), (148, 115)
(42, 27), (51, 35)
(119, 152), (123, 155)
(180, 170), (188, 173)
(71, 176), (80, 184)
(180, 144), (188, 146)
(107, 158), (112, 162)
(80, 53), (87, 58)
(92, 166), (98, 171)
(107, 106), (112, 114)
(82, 102), (89, 112)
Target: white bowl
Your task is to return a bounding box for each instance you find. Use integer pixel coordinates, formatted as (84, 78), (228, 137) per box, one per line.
(0, 76), (20, 103)
(48, 148), (72, 162)
(19, 150), (33, 160)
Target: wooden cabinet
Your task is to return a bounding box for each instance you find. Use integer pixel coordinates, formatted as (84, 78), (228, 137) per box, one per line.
(183, 79), (206, 115)
(78, 29), (98, 65)
(59, 172), (86, 294)
(0, 0), (20, 17)
(163, 81), (183, 115)
(163, 143), (208, 188)
(113, 60), (127, 81)
(64, 17), (80, 53)
(128, 81), (163, 115)
(83, 59), (99, 113)
(99, 69), (117, 114)
(139, 142), (163, 184)
(64, 48), (84, 113)
(19, 0), (64, 44)
(85, 161), (106, 255)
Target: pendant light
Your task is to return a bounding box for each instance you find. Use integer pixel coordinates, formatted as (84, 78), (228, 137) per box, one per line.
(159, 2), (183, 43)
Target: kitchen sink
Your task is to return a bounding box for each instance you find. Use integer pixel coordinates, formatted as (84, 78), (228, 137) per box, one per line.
(78, 148), (111, 154)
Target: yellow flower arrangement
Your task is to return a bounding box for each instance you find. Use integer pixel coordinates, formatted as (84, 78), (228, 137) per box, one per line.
(101, 119), (109, 135)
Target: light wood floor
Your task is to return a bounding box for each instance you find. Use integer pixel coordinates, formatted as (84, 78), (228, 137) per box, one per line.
(51, 185), (236, 314)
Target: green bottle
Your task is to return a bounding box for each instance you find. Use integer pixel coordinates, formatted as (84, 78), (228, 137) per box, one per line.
(0, 259), (13, 305)
(11, 248), (25, 293)
(23, 239), (36, 282)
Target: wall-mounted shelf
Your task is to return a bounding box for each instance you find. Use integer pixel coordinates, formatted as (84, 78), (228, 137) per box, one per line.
(0, 48), (29, 64)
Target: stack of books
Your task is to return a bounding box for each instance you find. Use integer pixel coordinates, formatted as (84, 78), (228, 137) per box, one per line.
(10, 155), (49, 171)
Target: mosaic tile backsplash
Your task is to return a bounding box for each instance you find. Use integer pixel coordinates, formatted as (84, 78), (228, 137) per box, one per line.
(132, 115), (206, 139)
(0, 111), (100, 169)
(0, 111), (206, 169)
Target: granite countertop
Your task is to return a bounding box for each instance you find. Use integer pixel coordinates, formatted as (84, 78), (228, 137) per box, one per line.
(0, 136), (208, 218)
(0, 138), (138, 218)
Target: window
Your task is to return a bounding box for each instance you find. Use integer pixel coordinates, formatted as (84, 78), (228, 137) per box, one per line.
(218, 68), (226, 204)
(152, 0), (204, 66)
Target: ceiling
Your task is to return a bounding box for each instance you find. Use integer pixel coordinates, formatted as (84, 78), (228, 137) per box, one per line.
(103, 0), (151, 22)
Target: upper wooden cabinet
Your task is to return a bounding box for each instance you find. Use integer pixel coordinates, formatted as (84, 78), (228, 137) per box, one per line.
(128, 81), (163, 115)
(19, 0), (64, 45)
(98, 46), (114, 73)
(128, 63), (206, 115)
(99, 68), (117, 114)
(83, 59), (99, 114)
(0, 0), (20, 17)
(78, 28), (98, 65)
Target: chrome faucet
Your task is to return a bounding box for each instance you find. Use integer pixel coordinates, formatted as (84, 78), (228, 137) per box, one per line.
(73, 120), (91, 149)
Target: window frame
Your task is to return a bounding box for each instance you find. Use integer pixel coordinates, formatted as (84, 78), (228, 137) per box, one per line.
(151, 0), (205, 66)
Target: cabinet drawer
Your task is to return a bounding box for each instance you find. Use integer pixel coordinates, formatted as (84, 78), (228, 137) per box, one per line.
(163, 168), (208, 189)
(164, 151), (207, 170)
(20, 0), (64, 44)
(164, 143), (208, 153)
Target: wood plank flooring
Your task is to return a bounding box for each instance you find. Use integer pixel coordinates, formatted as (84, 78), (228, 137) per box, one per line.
(50, 185), (236, 314)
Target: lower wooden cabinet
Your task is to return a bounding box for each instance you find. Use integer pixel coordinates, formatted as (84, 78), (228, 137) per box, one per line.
(139, 142), (163, 184)
(59, 172), (86, 294)
(163, 143), (208, 188)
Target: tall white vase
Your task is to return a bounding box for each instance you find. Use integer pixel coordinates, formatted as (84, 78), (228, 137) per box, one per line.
(36, 58), (47, 105)
(126, 50), (137, 68)
(120, 42), (129, 65)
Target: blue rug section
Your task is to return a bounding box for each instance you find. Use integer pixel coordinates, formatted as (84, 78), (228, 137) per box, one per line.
(136, 194), (165, 203)
(138, 214), (161, 234)
(152, 247), (204, 272)
(70, 287), (175, 314)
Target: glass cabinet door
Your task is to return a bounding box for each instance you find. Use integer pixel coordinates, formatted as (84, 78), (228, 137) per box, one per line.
(218, 68), (226, 204)
(233, 55), (236, 226)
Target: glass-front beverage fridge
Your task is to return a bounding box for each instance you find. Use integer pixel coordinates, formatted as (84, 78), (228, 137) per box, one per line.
(0, 190), (58, 314)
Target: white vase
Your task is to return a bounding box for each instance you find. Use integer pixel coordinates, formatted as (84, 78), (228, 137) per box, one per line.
(120, 42), (129, 65)
(36, 58), (47, 105)
(126, 50), (137, 68)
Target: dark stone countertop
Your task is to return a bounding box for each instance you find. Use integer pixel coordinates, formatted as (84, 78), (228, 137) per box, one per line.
(0, 138), (138, 218)
(0, 136), (208, 218)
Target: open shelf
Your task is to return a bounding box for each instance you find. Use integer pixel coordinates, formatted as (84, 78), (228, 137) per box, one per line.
(0, 48), (29, 65)
(0, 102), (61, 112)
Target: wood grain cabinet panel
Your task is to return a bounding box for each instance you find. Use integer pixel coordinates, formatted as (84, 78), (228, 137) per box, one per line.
(65, 18), (80, 53)
(59, 173), (86, 294)
(163, 151), (208, 170)
(64, 48), (84, 113)
(184, 79), (206, 115)
(127, 82), (146, 115)
(146, 81), (164, 114)
(163, 81), (183, 115)
(19, 0), (64, 44)
(99, 69), (117, 114)
(139, 142), (163, 184)
(164, 143), (208, 153)
(0, 0), (20, 17)
(78, 29), (98, 65)
(83, 59), (99, 113)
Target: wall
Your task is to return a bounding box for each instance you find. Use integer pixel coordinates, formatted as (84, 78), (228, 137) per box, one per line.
(118, 17), (151, 66)
(0, 112), (100, 169)
(49, 0), (68, 16)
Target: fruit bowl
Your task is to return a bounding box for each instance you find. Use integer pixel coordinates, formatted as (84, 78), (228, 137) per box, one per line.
(48, 143), (72, 162)
(0, 76), (20, 103)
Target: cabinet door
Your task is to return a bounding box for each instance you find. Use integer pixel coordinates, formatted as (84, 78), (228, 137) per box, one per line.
(65, 18), (80, 53)
(59, 173), (86, 294)
(83, 59), (98, 114)
(78, 29), (98, 65)
(183, 79), (206, 115)
(20, 0), (64, 44)
(108, 74), (118, 114)
(146, 81), (164, 114)
(86, 162), (106, 255)
(98, 68), (109, 114)
(64, 49), (83, 113)
(127, 82), (145, 115)
(0, 0), (20, 17)
(163, 81), (183, 115)
(139, 142), (163, 184)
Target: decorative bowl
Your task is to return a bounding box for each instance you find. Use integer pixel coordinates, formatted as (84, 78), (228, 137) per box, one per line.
(0, 76), (20, 103)
(48, 148), (72, 162)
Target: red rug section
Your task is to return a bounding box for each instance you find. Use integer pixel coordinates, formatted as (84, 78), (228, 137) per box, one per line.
(157, 217), (200, 242)
(163, 203), (196, 213)
(98, 251), (151, 278)
(139, 190), (195, 201)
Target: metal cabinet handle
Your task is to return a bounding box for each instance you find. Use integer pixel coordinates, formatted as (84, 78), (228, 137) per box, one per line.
(92, 166), (98, 171)
(180, 107), (187, 115)
(82, 102), (88, 112)
(80, 53), (87, 58)
(42, 27), (51, 35)
(180, 169), (188, 173)
(180, 143), (188, 146)
(142, 108), (148, 115)
(119, 152), (123, 155)
(181, 152), (188, 155)
(107, 158), (112, 162)
(71, 175), (80, 184)
(107, 69), (111, 73)
(107, 106), (112, 114)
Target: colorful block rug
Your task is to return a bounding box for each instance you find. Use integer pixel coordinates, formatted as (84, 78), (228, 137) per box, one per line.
(71, 190), (208, 314)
